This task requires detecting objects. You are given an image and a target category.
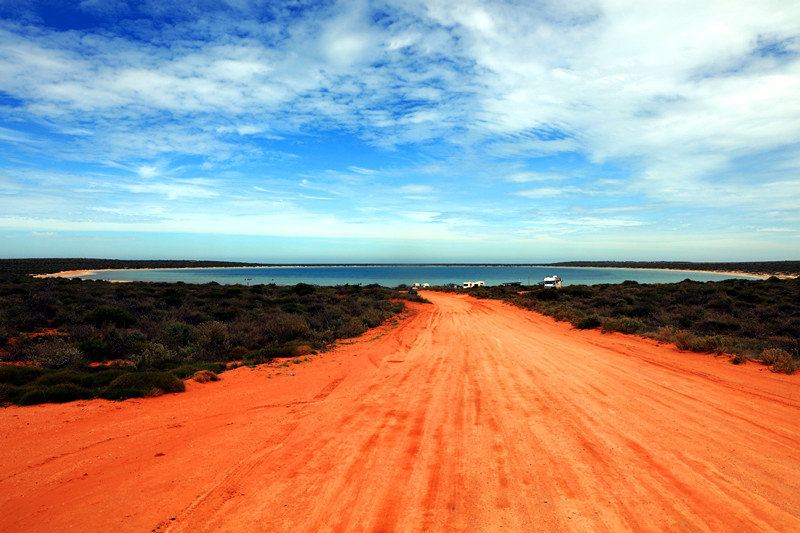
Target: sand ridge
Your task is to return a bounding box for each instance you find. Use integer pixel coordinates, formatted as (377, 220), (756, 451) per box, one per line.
(1, 292), (799, 532)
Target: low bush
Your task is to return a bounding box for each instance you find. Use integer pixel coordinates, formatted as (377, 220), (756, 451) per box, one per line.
(132, 342), (178, 370)
(158, 322), (198, 350)
(18, 383), (94, 405)
(772, 355), (797, 374)
(0, 383), (22, 404)
(575, 316), (601, 330)
(191, 370), (219, 383)
(30, 339), (87, 369)
(31, 368), (128, 389)
(169, 363), (225, 379)
(761, 348), (796, 374)
(293, 283), (315, 296)
(761, 348), (785, 365)
(0, 365), (46, 386)
(601, 317), (644, 334)
(338, 317), (367, 338)
(244, 348), (275, 364)
(101, 372), (185, 400)
(196, 321), (230, 361)
(98, 387), (145, 401)
(263, 314), (310, 344)
(77, 338), (111, 362)
(85, 305), (134, 328)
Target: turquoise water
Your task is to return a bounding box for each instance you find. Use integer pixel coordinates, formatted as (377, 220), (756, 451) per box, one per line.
(79, 265), (759, 286)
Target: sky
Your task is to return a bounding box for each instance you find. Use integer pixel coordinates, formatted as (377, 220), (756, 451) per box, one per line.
(1, 0), (799, 263)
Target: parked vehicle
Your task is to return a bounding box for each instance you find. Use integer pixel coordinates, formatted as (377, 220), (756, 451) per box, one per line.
(539, 275), (563, 289)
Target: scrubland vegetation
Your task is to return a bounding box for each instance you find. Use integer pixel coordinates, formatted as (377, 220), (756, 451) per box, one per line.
(446, 277), (799, 373)
(0, 267), (421, 405)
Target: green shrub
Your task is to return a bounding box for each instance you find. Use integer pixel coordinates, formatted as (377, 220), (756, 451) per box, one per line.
(169, 363), (225, 379)
(228, 346), (248, 360)
(361, 308), (387, 328)
(33, 370), (90, 387)
(85, 369), (129, 387)
(132, 342), (178, 369)
(761, 348), (785, 365)
(672, 330), (695, 351)
(31, 368), (128, 389)
(244, 348), (275, 364)
(263, 314), (310, 344)
(18, 384), (94, 405)
(281, 303), (304, 315)
(293, 283), (315, 296)
(601, 317), (644, 334)
(0, 383), (23, 404)
(101, 371), (185, 400)
(0, 365), (46, 386)
(77, 338), (111, 362)
(534, 289), (560, 301)
(98, 387), (144, 401)
(338, 317), (366, 338)
(30, 339), (87, 369)
(192, 370), (219, 383)
(85, 305), (134, 328)
(575, 316), (601, 330)
(761, 348), (796, 374)
(541, 304), (577, 324)
(197, 321), (230, 360)
(212, 308), (239, 321)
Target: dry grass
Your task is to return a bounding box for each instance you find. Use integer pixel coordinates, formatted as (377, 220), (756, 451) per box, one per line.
(192, 370), (220, 383)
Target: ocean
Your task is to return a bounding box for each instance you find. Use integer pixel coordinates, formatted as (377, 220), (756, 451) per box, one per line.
(77, 265), (759, 286)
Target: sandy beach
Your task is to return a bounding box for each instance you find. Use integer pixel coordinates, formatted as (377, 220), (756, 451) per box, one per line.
(528, 265), (774, 279)
(2, 291), (799, 532)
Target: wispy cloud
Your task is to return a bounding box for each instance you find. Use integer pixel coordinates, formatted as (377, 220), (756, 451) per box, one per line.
(397, 184), (434, 194)
(0, 1), (798, 259)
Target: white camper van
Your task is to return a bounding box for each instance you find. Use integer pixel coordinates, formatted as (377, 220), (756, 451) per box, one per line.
(541, 275), (562, 289)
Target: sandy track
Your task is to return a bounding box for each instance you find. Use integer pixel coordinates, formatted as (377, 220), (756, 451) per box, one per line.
(2, 292), (799, 532)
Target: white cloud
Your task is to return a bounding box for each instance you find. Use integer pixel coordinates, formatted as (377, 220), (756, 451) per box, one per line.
(512, 185), (610, 198)
(507, 171), (570, 183)
(347, 166), (377, 175)
(0, 0), (798, 255)
(123, 178), (220, 200)
(397, 184), (433, 194)
(137, 165), (158, 179)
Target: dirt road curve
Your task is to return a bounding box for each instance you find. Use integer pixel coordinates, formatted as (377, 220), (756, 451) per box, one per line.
(2, 292), (800, 532)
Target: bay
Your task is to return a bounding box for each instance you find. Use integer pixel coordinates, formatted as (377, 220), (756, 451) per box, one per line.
(78, 265), (759, 286)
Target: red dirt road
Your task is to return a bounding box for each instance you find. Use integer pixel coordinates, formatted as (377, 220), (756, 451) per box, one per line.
(2, 292), (800, 532)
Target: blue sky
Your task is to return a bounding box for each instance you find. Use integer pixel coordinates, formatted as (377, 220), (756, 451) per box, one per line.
(1, 0), (799, 262)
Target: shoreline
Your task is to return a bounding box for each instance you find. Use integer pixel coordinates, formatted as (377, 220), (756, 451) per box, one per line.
(528, 265), (774, 280)
(32, 264), (781, 283)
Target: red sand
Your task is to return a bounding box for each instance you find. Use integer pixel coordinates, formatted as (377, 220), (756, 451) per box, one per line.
(1, 292), (799, 532)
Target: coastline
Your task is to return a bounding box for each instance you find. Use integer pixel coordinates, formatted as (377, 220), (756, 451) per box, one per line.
(32, 264), (781, 283)
(528, 265), (773, 280)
